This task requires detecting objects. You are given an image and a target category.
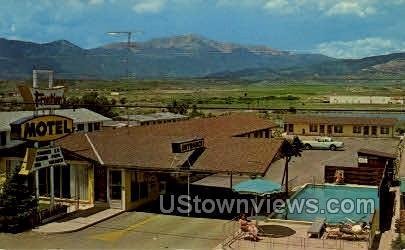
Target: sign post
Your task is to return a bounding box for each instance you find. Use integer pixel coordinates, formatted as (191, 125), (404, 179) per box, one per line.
(13, 70), (71, 210)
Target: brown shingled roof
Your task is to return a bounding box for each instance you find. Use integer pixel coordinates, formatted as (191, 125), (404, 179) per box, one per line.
(284, 115), (397, 126)
(57, 113), (282, 175)
(192, 138), (284, 173)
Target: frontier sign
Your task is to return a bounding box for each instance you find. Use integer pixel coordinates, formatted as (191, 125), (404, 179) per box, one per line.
(10, 115), (73, 142)
(18, 85), (65, 110)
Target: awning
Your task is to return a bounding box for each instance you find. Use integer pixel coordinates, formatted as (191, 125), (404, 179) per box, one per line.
(233, 178), (281, 196)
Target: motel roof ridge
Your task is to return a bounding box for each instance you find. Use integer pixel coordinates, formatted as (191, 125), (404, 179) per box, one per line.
(283, 114), (398, 126)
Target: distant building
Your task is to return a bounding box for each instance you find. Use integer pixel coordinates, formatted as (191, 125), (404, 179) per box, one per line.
(283, 115), (397, 138)
(111, 112), (189, 127)
(329, 95), (404, 104)
(0, 108), (111, 149)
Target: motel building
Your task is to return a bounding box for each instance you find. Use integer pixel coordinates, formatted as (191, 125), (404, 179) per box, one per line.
(1, 113), (283, 211)
(283, 115), (397, 138)
(0, 108), (110, 198)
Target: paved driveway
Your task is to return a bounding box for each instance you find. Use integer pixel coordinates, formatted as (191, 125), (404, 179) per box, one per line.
(0, 212), (229, 250)
(265, 137), (400, 187)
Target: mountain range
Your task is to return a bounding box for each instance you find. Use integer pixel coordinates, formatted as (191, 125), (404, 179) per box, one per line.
(0, 34), (404, 80)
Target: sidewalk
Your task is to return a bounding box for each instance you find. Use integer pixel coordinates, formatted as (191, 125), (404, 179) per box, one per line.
(33, 208), (124, 234)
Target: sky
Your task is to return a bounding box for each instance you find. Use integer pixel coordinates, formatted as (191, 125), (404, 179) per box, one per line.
(1, 0), (405, 59)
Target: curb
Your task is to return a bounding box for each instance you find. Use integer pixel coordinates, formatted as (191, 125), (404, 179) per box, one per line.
(33, 210), (125, 234)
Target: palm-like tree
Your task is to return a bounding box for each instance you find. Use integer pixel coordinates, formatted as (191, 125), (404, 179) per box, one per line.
(281, 136), (303, 197)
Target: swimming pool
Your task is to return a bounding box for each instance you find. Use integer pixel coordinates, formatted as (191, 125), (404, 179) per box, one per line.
(277, 184), (379, 224)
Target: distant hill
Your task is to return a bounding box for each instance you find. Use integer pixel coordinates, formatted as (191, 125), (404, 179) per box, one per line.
(208, 52), (405, 79)
(0, 34), (404, 80)
(0, 34), (333, 79)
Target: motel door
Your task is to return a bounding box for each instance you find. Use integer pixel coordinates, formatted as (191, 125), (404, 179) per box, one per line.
(109, 170), (123, 209)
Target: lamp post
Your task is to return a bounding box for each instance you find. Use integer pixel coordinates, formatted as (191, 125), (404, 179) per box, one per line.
(106, 31), (142, 78)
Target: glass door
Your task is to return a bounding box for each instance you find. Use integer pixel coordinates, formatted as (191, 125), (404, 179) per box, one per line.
(109, 170), (122, 209)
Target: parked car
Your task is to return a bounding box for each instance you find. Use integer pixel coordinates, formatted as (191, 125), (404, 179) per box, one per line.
(302, 137), (344, 151)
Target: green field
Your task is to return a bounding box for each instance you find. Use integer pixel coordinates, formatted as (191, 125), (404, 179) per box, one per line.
(1, 79), (404, 114)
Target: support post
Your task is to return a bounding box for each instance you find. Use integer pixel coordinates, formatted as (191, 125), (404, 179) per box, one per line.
(50, 165), (54, 209)
(35, 170), (39, 199)
(187, 173), (190, 217)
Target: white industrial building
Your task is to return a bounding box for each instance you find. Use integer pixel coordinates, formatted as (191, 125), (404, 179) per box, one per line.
(329, 96), (404, 105)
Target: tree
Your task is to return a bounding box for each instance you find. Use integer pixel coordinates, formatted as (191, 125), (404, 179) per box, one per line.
(281, 136), (303, 198)
(167, 100), (189, 115)
(64, 92), (118, 118)
(0, 167), (38, 233)
(189, 104), (203, 118)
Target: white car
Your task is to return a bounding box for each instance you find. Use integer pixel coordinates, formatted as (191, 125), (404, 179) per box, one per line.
(302, 137), (344, 151)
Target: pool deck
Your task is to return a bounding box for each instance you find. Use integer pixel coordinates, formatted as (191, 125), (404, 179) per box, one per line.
(218, 220), (369, 250)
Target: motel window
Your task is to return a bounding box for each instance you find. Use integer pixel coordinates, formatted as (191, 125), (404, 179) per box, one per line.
(309, 124), (318, 133)
(381, 127), (390, 135)
(288, 124), (294, 133)
(264, 130), (270, 138)
(38, 165), (71, 199)
(130, 172), (149, 201)
(130, 172), (139, 201)
(76, 123), (85, 131)
(319, 125), (325, 134)
(0, 131), (6, 146)
(371, 126), (377, 136)
(94, 122), (101, 131)
(334, 125), (343, 133)
(353, 126), (362, 134)
(88, 123), (94, 132)
(140, 182), (148, 199)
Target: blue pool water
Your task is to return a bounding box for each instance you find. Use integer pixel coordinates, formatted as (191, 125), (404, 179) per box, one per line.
(282, 184), (379, 224)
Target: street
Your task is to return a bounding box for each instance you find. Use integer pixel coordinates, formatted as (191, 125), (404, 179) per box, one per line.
(0, 212), (229, 250)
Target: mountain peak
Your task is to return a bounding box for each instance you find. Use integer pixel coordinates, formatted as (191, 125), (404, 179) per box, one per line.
(45, 39), (81, 49)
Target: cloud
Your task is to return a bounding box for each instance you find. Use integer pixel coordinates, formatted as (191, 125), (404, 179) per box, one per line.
(316, 37), (405, 59)
(88, 0), (104, 5)
(132, 0), (166, 13)
(216, 0), (405, 17)
(264, 0), (292, 13)
(10, 24), (16, 32)
(325, 1), (376, 17)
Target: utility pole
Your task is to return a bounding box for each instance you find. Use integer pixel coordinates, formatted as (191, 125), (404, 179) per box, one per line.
(107, 31), (142, 78)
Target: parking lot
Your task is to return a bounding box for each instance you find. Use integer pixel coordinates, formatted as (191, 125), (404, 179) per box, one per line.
(0, 212), (229, 249)
(265, 137), (400, 187)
